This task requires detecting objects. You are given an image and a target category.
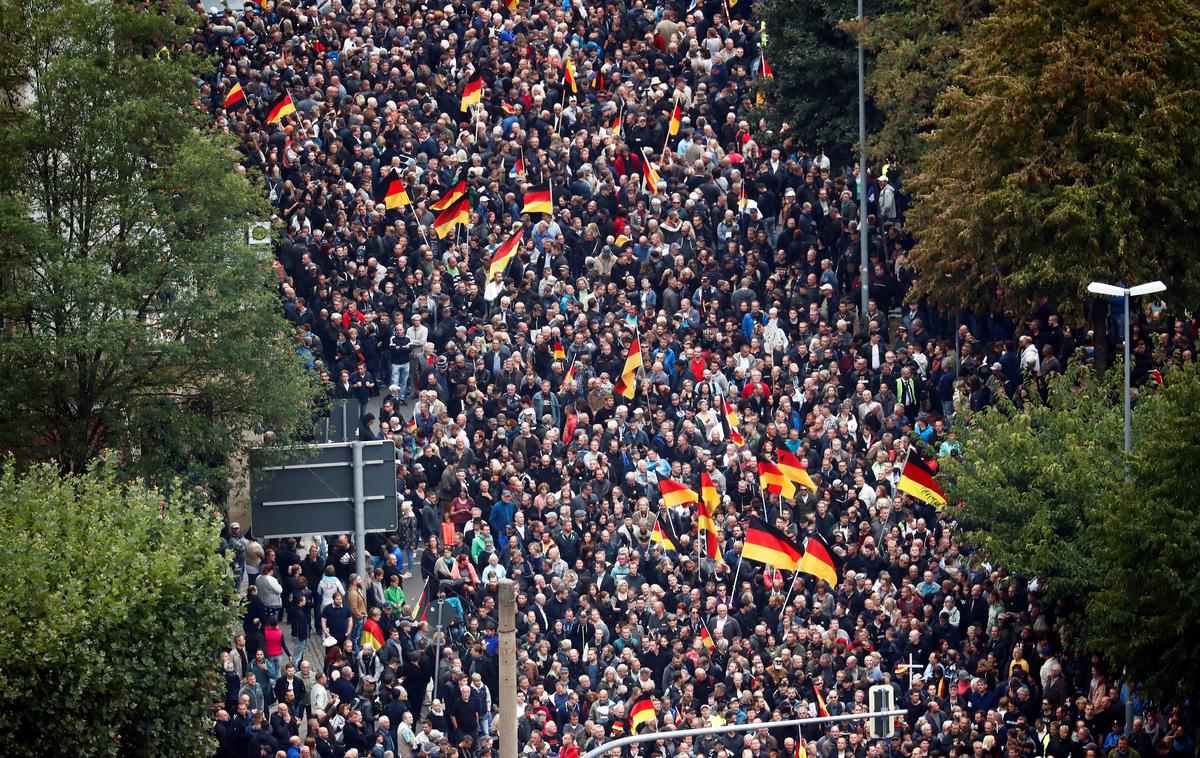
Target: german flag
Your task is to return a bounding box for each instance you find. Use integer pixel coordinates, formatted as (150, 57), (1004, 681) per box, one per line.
(813, 684), (829, 717)
(898, 453), (947, 506)
(697, 475), (723, 562)
(563, 57), (578, 93)
(505, 0), (518, 10)
(639, 147), (662, 195)
(460, 73), (484, 111)
(614, 234), (629, 247)
(266, 92), (297, 124)
(659, 478), (698, 508)
(628, 696), (656, 732)
(381, 175), (411, 209)
(593, 68), (605, 91)
(509, 152), (525, 179)
(700, 471), (721, 515)
(432, 195), (471, 239)
(741, 516), (803, 571)
(410, 578), (431, 622)
(563, 360), (576, 385)
(362, 617), (386, 650)
(650, 516), (676, 551)
(430, 168), (467, 212)
(699, 621), (715, 650)
(521, 184), (553, 215)
(762, 56), (774, 79)
(777, 448), (817, 492)
(501, 101), (517, 115)
(937, 676), (947, 699)
(612, 336), (643, 399)
(224, 80), (246, 110)
(798, 533), (839, 588)
(553, 340), (567, 361)
(758, 459), (796, 499)
(721, 397), (745, 446)
(668, 102), (682, 136)
(611, 110), (623, 137)
(487, 228), (523, 280)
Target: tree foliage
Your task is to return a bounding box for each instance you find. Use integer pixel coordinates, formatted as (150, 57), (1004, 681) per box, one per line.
(946, 363), (1200, 707)
(903, 0), (1200, 323)
(1087, 364), (1200, 708)
(758, 0), (893, 158)
(946, 367), (1123, 600)
(0, 0), (315, 484)
(0, 460), (237, 756)
(860, 0), (991, 163)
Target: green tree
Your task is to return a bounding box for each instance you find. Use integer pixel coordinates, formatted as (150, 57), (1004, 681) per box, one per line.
(1087, 365), (1200, 711)
(0, 460), (237, 756)
(758, 0), (894, 158)
(859, 0), (991, 163)
(946, 367), (1123, 601)
(946, 363), (1200, 710)
(0, 0), (314, 483)
(903, 0), (1200, 369)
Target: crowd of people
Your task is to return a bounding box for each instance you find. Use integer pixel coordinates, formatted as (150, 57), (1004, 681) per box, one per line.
(197, 0), (1200, 755)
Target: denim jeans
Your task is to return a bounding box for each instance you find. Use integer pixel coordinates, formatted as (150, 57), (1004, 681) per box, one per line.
(390, 363), (410, 400)
(351, 617), (365, 653)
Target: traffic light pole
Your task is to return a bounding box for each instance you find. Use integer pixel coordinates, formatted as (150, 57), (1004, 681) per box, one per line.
(579, 709), (906, 758)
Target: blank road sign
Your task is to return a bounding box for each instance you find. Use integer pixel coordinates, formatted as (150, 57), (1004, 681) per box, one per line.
(250, 441), (397, 538)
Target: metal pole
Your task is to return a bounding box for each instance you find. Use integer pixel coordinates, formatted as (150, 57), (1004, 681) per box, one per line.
(857, 0), (869, 319)
(352, 440), (367, 581)
(1123, 290), (1132, 461)
(580, 709), (907, 758)
(498, 579), (518, 758)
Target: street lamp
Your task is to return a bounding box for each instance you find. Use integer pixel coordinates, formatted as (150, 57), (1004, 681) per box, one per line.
(1086, 279), (1166, 457)
(1088, 279), (1165, 736)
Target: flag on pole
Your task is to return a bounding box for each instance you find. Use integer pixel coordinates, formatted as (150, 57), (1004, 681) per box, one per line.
(563, 57), (579, 93)
(721, 397), (745, 446)
(611, 110), (623, 136)
(898, 453), (948, 506)
(505, 0), (518, 10)
(697, 477), (723, 562)
(798, 533), (839, 588)
(224, 80), (246, 110)
(650, 516), (676, 551)
(639, 147), (662, 195)
(813, 685), (829, 717)
(381, 175), (411, 209)
(266, 92), (297, 124)
(487, 228), (523, 279)
(758, 460), (797, 499)
(762, 56), (774, 78)
(509, 152), (525, 179)
(410, 579), (431, 622)
(777, 448), (817, 492)
(668, 101), (682, 136)
(613, 336), (643, 399)
(521, 183), (553, 215)
(740, 516), (803, 571)
(563, 359), (576, 385)
(432, 195), (471, 239)
(430, 168), (467, 211)
(658, 478), (698, 508)
(460, 73), (484, 111)
(553, 340), (567, 361)
(628, 696), (656, 732)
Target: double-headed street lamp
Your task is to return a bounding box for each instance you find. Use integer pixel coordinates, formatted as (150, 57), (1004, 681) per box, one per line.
(1086, 279), (1166, 457)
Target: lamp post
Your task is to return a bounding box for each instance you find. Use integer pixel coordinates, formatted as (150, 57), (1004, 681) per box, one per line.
(1087, 278), (1165, 735)
(857, 0), (869, 318)
(1086, 280), (1166, 456)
